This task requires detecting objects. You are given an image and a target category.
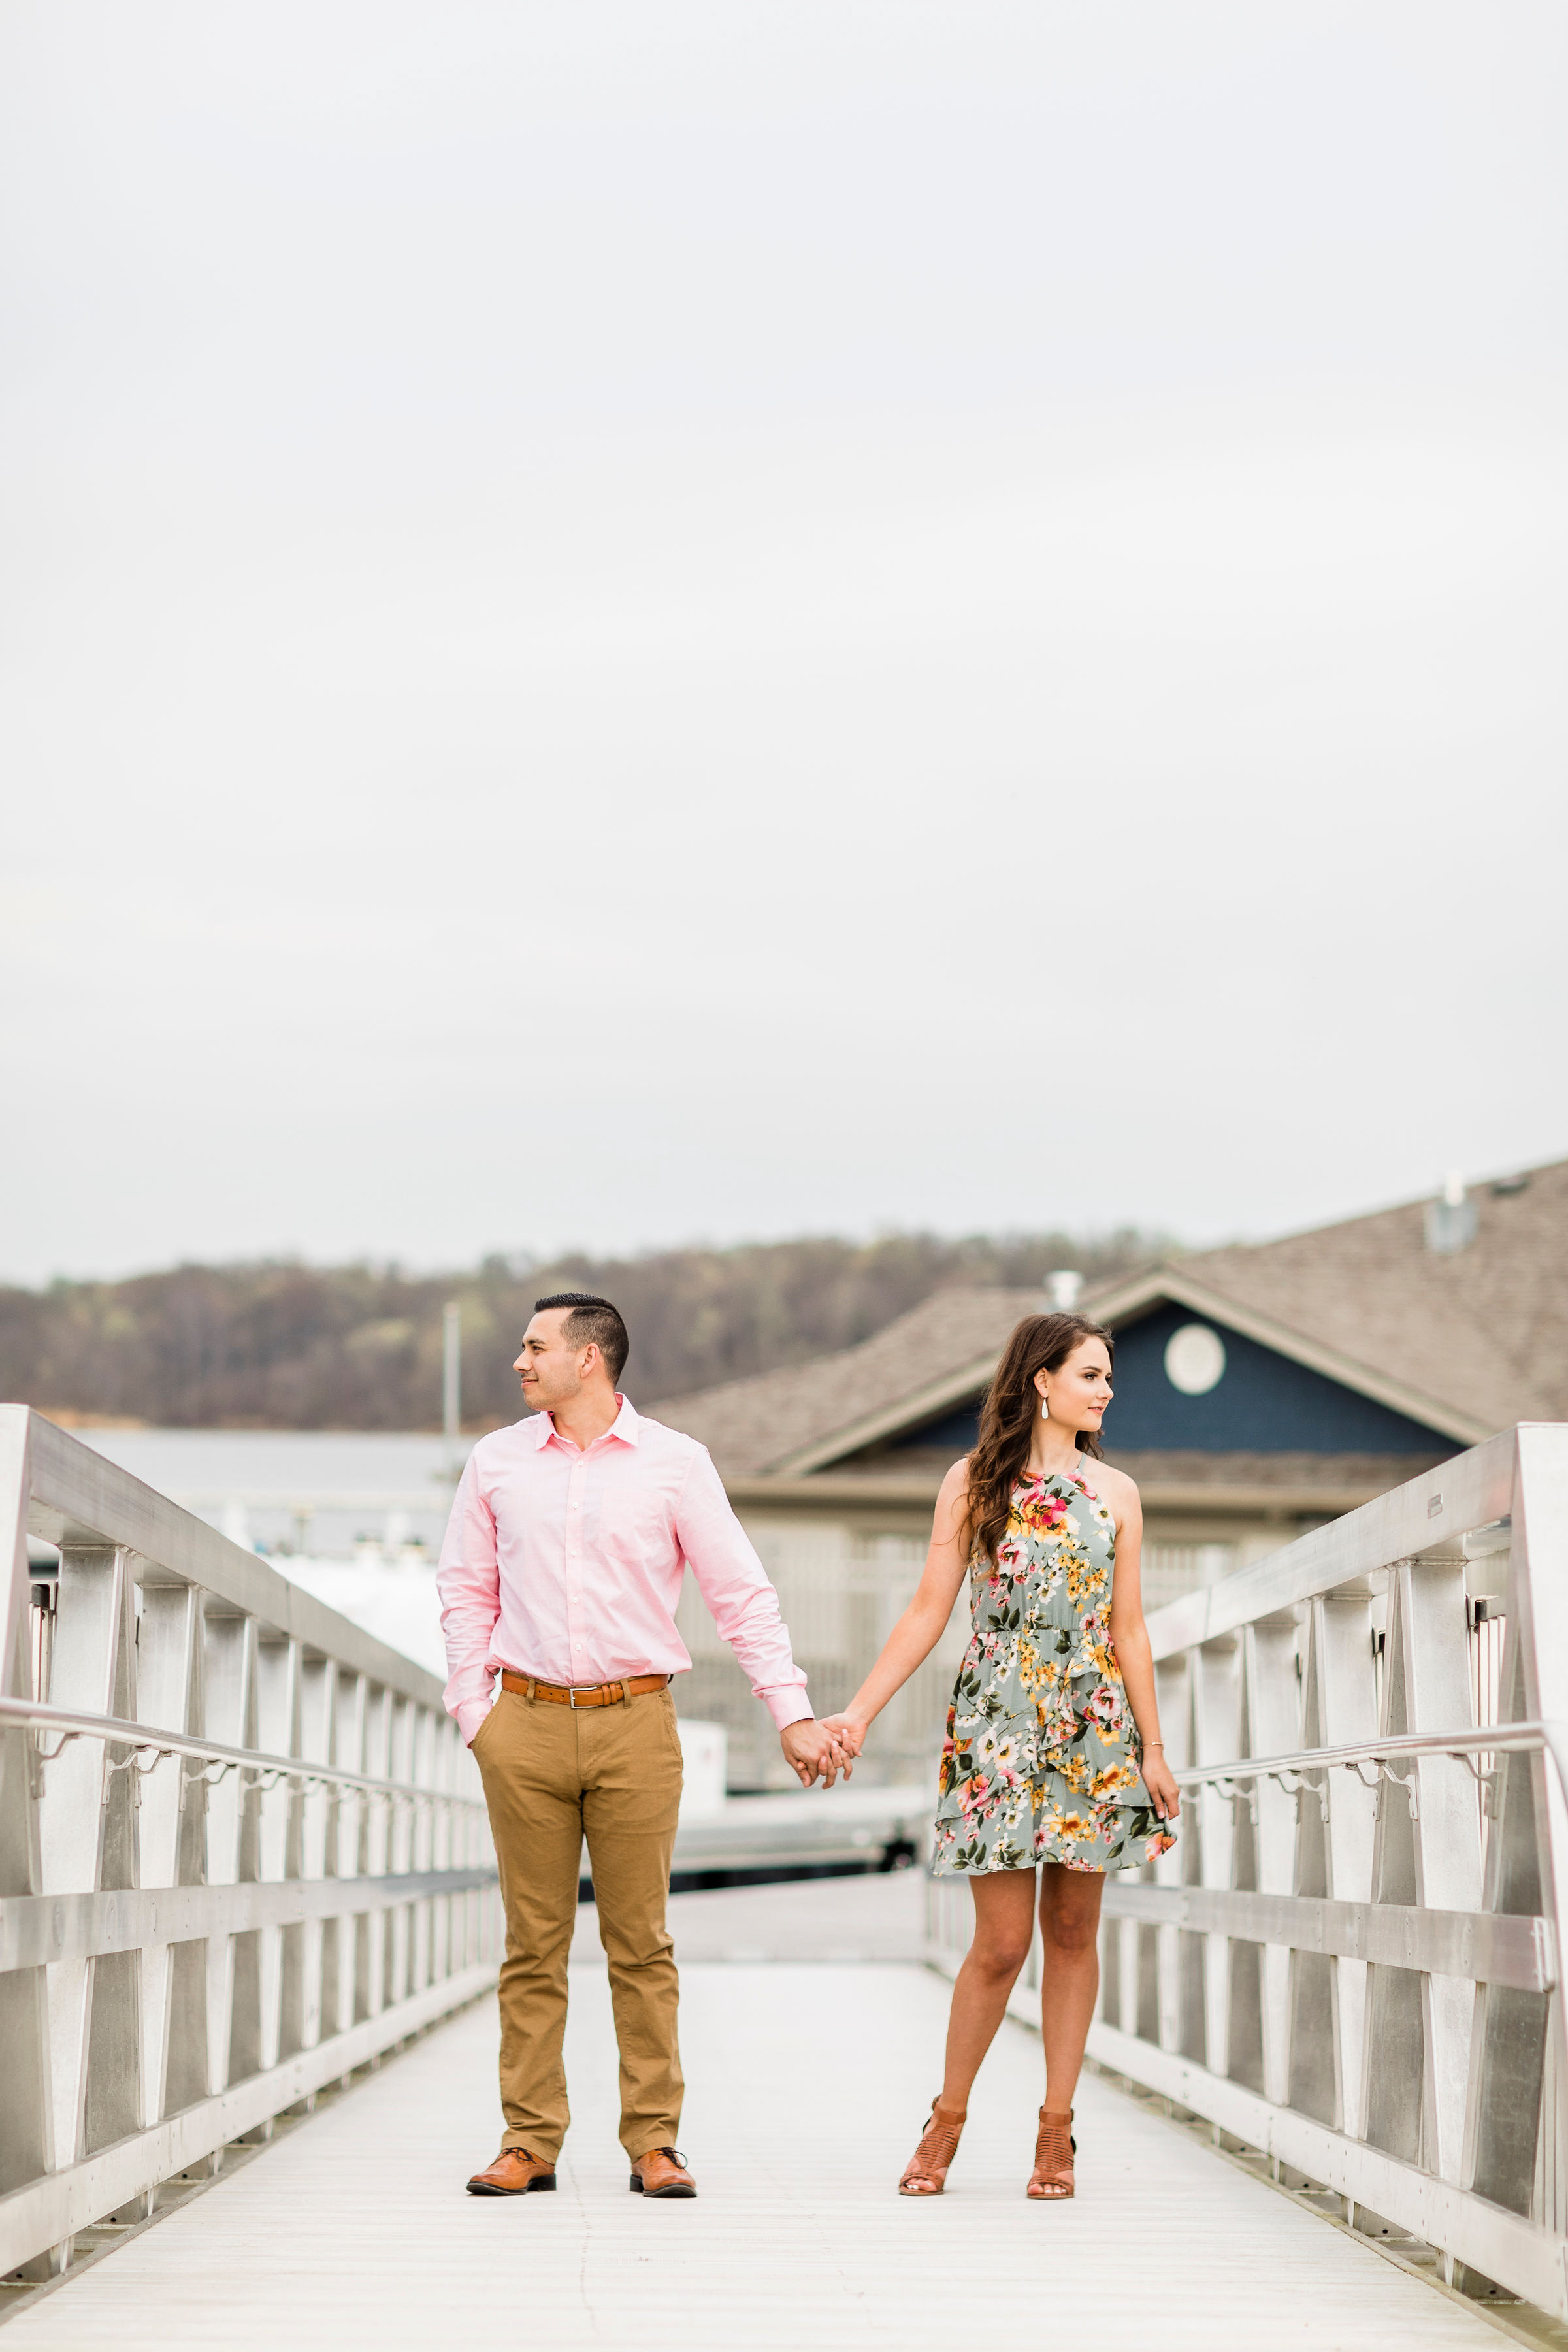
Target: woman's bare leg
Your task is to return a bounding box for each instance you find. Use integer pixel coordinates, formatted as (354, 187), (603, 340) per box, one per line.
(1037, 1863), (1105, 2113)
(938, 1869), (1037, 2110)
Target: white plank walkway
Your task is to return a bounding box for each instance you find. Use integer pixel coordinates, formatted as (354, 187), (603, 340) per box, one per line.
(7, 1892), (1509, 2351)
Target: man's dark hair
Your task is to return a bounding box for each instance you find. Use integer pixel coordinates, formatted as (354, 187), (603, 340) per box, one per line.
(534, 1292), (630, 1385)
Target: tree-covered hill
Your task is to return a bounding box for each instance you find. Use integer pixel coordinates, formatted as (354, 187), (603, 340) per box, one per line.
(3, 1228), (1166, 1431)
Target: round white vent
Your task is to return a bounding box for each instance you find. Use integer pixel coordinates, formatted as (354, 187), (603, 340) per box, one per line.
(1164, 1323), (1226, 1396)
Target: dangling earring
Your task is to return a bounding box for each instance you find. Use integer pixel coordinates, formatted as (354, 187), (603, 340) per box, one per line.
(1038, 1390), (1050, 1420)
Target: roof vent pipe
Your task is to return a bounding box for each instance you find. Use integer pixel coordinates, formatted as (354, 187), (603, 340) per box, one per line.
(1425, 1171), (1478, 1256)
(1045, 1269), (1083, 1311)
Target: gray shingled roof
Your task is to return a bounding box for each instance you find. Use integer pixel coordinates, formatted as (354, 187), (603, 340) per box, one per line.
(649, 1158), (1565, 1477)
(649, 1286), (1041, 1477)
(1124, 1158), (1568, 1435)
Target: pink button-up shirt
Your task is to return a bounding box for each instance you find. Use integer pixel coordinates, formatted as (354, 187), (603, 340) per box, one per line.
(436, 1396), (811, 1748)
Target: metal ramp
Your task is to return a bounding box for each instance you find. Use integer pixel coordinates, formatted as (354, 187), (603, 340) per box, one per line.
(0, 1954), (1526, 2351)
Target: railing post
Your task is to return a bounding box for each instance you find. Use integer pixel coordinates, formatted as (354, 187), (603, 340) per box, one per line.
(255, 1637), (304, 2069)
(1153, 1648), (1191, 2055)
(359, 1685), (392, 2023)
(1287, 1601), (1337, 2128)
(1511, 1429), (1568, 2238)
(136, 1582), (209, 2127)
(204, 1610), (260, 2090)
(1287, 1593), (1377, 2132)
(1172, 1655), (1208, 2064)
(39, 1543), (144, 2188)
(1314, 1593), (1377, 2136)
(1406, 1554), (1485, 2186)
(1361, 1556), (1483, 2182)
(410, 1706), (434, 1997)
(387, 1697), (414, 2008)
(0, 1411), (54, 2273)
(1462, 1429), (1568, 2235)
(1362, 1562), (1425, 2168)
(1233, 1616), (1298, 2104)
(298, 1652), (339, 2054)
(1195, 1633), (1241, 2076)
(339, 1673), (371, 2028)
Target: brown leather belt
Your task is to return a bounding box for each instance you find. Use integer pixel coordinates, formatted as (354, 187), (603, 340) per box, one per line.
(500, 1670), (670, 1709)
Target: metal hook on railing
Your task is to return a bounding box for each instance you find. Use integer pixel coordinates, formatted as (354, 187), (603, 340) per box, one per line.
(105, 1744), (174, 1777)
(1296, 1769), (1330, 1822)
(33, 1730), (82, 1763)
(1266, 1767), (1327, 1823)
(1450, 1747), (1503, 1817)
(1215, 1777), (1259, 1827)
(1380, 1760), (1419, 1820)
(184, 1756), (238, 1787)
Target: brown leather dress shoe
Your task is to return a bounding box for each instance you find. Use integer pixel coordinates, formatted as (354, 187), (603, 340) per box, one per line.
(629, 2146), (697, 2198)
(466, 2146), (557, 2195)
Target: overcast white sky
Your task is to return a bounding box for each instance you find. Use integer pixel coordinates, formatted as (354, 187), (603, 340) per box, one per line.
(3, 1), (1564, 1285)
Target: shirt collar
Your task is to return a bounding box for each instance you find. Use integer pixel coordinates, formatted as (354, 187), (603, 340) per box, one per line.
(529, 1394), (640, 1450)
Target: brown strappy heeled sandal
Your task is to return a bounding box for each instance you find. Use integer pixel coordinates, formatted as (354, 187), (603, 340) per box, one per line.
(1026, 2106), (1075, 2198)
(898, 2097), (967, 2196)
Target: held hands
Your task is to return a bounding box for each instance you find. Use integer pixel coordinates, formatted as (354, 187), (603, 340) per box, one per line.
(779, 1717), (860, 1788)
(820, 1713), (867, 1761)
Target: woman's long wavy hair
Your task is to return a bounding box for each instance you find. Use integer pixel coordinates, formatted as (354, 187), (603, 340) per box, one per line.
(964, 1312), (1114, 1566)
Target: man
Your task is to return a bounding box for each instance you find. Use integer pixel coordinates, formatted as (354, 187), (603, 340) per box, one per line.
(438, 1290), (851, 2201)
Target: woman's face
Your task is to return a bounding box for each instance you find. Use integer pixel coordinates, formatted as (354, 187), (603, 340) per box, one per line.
(1036, 1338), (1113, 1434)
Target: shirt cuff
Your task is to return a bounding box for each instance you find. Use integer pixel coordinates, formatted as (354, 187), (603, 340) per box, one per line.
(456, 1698), (493, 1748)
(763, 1690), (814, 1732)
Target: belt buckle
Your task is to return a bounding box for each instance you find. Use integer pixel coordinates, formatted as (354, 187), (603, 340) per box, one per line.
(568, 1684), (598, 1709)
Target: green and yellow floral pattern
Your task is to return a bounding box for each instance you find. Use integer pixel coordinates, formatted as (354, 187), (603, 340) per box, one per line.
(932, 1464), (1175, 1875)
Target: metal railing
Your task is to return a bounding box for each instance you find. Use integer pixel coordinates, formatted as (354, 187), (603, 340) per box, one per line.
(927, 1424), (1568, 2318)
(0, 1407), (500, 2286)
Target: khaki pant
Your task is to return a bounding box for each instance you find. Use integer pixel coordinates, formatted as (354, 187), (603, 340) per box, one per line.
(472, 1681), (684, 2163)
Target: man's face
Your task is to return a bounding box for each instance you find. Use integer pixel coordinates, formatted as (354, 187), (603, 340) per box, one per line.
(513, 1309), (595, 1413)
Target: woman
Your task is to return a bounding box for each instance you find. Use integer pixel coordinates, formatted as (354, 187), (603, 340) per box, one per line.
(824, 1311), (1178, 2200)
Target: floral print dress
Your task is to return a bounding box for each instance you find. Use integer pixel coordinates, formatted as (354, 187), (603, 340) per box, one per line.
(932, 1462), (1176, 1875)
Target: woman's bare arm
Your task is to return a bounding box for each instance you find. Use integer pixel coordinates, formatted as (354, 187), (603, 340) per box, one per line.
(824, 1460), (972, 1746)
(1105, 1479), (1180, 1820)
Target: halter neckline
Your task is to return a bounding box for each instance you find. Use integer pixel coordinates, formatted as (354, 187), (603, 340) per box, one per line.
(1019, 1460), (1085, 1492)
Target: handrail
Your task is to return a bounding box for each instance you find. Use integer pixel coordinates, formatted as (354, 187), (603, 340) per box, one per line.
(0, 1695), (488, 1808)
(1172, 1718), (1567, 1788)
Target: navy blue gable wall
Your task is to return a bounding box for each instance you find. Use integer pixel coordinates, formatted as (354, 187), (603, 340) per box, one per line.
(1075, 1303), (1446, 1453)
(876, 1301), (1452, 1459)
